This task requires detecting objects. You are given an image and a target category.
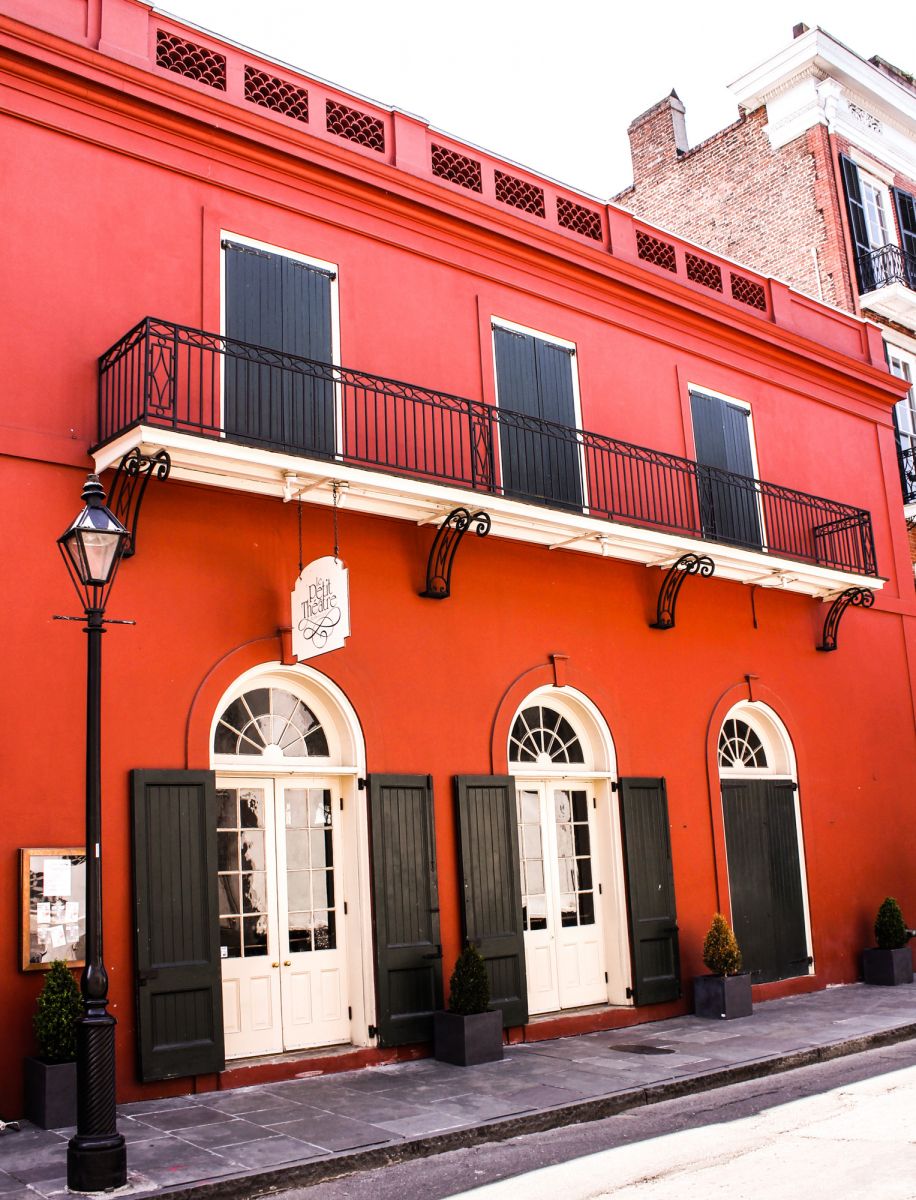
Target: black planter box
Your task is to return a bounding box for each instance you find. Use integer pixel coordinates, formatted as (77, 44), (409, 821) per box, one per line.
(693, 973), (753, 1020)
(433, 1008), (504, 1066)
(24, 1058), (77, 1129)
(862, 946), (914, 986)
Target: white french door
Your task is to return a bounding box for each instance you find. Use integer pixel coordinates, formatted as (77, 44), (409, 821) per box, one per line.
(516, 781), (607, 1015)
(217, 777), (350, 1058)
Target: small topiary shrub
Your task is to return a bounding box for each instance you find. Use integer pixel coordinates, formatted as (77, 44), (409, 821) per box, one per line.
(702, 913), (743, 977)
(34, 960), (82, 1063)
(875, 897), (910, 950)
(447, 943), (490, 1015)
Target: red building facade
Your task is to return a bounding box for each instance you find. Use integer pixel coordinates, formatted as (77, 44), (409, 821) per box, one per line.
(2, 0), (915, 1115)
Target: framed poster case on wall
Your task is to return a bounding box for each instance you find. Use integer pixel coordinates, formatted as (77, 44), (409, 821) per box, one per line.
(20, 848), (87, 971)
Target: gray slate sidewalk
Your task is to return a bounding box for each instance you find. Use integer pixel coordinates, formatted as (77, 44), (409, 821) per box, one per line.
(3, 983), (916, 1199)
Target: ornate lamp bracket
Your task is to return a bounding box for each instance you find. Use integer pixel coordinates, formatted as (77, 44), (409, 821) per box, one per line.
(108, 448), (171, 559)
(817, 587), (875, 652)
(650, 553), (715, 630)
(420, 507), (491, 599)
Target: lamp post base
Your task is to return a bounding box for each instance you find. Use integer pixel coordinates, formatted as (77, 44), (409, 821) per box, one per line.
(67, 1134), (127, 1193)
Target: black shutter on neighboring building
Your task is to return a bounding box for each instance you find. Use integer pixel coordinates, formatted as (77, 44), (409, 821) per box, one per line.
(223, 240), (334, 454)
(839, 155), (872, 291)
(131, 770), (225, 1082)
(454, 776), (528, 1027)
(619, 777), (681, 1006)
(892, 188), (916, 288)
(368, 775), (443, 1046)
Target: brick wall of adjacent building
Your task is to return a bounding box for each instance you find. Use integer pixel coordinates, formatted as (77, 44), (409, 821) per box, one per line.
(616, 99), (856, 311)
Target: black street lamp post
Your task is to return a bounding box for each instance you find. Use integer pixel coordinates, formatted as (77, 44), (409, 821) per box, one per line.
(58, 474), (130, 1193)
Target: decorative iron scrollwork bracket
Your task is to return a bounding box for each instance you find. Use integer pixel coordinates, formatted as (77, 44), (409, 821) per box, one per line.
(817, 587), (874, 652)
(420, 507), (491, 599)
(108, 448), (171, 559)
(650, 553), (715, 630)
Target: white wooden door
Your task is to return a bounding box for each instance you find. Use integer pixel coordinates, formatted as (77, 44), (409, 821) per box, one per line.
(275, 783), (350, 1050)
(217, 782), (283, 1058)
(218, 778), (351, 1058)
(516, 781), (607, 1015)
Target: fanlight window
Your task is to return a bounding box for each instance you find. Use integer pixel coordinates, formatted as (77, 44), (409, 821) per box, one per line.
(718, 718), (768, 769)
(510, 705), (584, 765)
(214, 687), (329, 758)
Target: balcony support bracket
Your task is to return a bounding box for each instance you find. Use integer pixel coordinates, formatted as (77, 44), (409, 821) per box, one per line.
(420, 507), (491, 600)
(650, 553), (715, 630)
(816, 587), (874, 652)
(108, 448), (172, 559)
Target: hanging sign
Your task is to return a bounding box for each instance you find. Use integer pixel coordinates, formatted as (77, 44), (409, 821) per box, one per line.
(291, 556), (350, 661)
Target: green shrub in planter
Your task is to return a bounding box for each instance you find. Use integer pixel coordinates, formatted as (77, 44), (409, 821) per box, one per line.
(875, 897), (909, 951)
(702, 913), (743, 976)
(448, 943), (490, 1015)
(34, 960), (82, 1063)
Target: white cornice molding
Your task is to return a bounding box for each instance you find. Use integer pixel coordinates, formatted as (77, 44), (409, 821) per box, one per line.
(730, 28), (916, 137)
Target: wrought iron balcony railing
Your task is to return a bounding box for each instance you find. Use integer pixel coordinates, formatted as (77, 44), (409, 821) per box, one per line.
(97, 318), (878, 576)
(856, 244), (916, 294)
(901, 445), (916, 506)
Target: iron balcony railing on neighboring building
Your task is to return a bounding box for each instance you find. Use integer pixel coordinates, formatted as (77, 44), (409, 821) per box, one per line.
(901, 446), (916, 506)
(97, 318), (878, 576)
(857, 244), (916, 294)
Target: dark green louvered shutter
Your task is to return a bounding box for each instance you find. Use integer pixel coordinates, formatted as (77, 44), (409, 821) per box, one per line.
(223, 240), (334, 454)
(131, 770), (225, 1082)
(494, 326), (581, 509)
(691, 391), (761, 550)
(454, 776), (528, 1027)
(368, 775), (443, 1046)
(619, 777), (680, 1005)
(839, 155), (872, 291)
(892, 188), (916, 288)
(722, 780), (809, 984)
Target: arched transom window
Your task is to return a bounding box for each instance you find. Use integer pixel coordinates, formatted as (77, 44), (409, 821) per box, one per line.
(718, 718), (768, 770)
(214, 687), (329, 758)
(510, 705), (585, 765)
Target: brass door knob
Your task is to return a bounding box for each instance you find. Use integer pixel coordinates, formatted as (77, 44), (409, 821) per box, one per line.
(271, 961), (279, 968)
(283, 960), (291, 966)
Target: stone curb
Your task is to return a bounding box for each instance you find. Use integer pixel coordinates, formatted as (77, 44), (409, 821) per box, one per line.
(154, 1020), (916, 1200)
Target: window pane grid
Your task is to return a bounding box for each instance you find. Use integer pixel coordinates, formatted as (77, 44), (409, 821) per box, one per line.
(718, 718), (768, 769)
(214, 687), (330, 758)
(217, 788), (268, 959)
(516, 789), (547, 932)
(285, 787), (337, 952)
(509, 705), (585, 764)
(555, 789), (595, 927)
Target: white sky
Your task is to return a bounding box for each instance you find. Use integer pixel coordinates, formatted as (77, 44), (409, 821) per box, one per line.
(158, 1), (916, 198)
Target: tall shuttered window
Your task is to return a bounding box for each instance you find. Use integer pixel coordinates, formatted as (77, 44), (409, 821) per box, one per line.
(223, 238), (336, 455)
(493, 325), (583, 510)
(690, 390), (762, 550)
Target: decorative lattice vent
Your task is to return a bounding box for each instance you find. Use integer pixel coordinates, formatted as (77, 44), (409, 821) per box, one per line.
(325, 100), (385, 152)
(244, 67), (309, 124)
(636, 230), (677, 272)
(431, 144), (483, 192)
(557, 197), (602, 241)
(686, 253), (723, 293)
(731, 273), (767, 311)
(156, 30), (226, 90)
(495, 170), (546, 217)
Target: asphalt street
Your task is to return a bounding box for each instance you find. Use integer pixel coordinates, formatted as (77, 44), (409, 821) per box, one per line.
(287, 1038), (916, 1200)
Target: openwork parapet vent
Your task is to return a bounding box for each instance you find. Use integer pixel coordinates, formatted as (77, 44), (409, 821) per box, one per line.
(510, 706), (585, 764)
(495, 170), (546, 217)
(431, 144), (483, 192)
(731, 273), (767, 311)
(325, 100), (385, 152)
(718, 718), (768, 769)
(557, 197), (602, 241)
(244, 66), (309, 123)
(156, 30), (226, 90)
(214, 687), (329, 758)
(636, 230), (677, 272)
(686, 252), (723, 293)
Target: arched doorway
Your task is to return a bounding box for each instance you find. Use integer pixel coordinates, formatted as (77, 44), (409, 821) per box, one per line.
(210, 664), (370, 1058)
(508, 687), (630, 1014)
(717, 702), (813, 984)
